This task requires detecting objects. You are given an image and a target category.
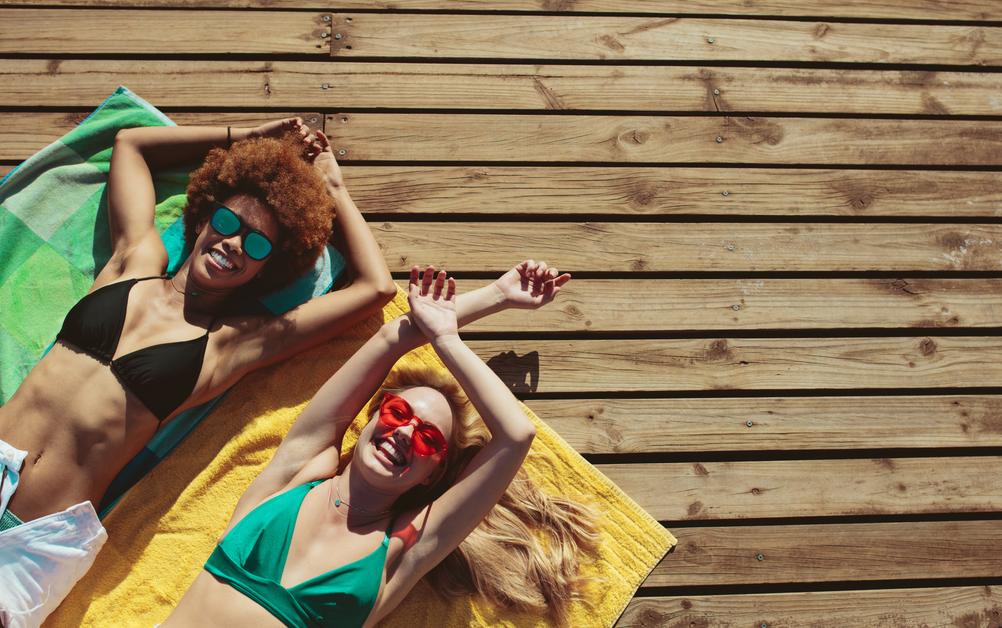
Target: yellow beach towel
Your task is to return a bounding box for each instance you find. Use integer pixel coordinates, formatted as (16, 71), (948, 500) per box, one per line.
(47, 290), (675, 627)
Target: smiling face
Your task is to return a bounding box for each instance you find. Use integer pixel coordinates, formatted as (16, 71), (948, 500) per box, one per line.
(353, 387), (455, 492)
(188, 193), (280, 291)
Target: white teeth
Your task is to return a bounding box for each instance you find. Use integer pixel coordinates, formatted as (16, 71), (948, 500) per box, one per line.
(376, 438), (406, 466)
(209, 249), (235, 270)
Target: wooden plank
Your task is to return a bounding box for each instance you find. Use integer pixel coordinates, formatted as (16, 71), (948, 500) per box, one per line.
(0, 112), (322, 160)
(1, 1), (995, 22)
(9, 60), (1002, 116)
(646, 520), (1002, 586)
(329, 114), (1002, 165)
(468, 337), (1002, 392)
(8, 112), (1002, 166)
(325, 15), (1002, 65)
(455, 279), (1002, 332)
(598, 457), (1002, 520)
(0, 9), (330, 54)
(376, 223), (1002, 272)
(531, 395), (1002, 453)
(618, 586), (1002, 628)
(345, 167), (1002, 218)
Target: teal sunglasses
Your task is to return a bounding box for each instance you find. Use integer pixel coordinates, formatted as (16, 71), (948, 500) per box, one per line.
(209, 206), (274, 261)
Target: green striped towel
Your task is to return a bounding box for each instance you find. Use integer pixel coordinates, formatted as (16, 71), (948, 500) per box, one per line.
(0, 86), (345, 515)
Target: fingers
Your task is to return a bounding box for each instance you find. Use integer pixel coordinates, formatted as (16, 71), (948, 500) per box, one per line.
(446, 276), (456, 301)
(433, 270), (447, 299)
(421, 265), (435, 295)
(408, 265), (420, 295)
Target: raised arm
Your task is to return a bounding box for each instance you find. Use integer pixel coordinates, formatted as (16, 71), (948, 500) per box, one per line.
(235, 262), (568, 510)
(221, 125), (397, 375)
(370, 268), (548, 618)
(102, 122), (279, 284)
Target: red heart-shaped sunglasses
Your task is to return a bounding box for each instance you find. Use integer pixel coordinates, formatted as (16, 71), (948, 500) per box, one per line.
(378, 392), (449, 457)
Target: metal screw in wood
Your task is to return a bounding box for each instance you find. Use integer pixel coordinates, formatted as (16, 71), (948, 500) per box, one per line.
(322, 15), (331, 22)
(722, 191), (730, 196)
(756, 553), (765, 561)
(732, 304), (741, 311)
(713, 88), (720, 95)
(321, 32), (329, 38)
(338, 149), (347, 156)
(334, 33), (343, 40)
(715, 136), (724, 143)
(746, 420), (754, 427)
(707, 37), (716, 44)
(321, 83), (330, 90)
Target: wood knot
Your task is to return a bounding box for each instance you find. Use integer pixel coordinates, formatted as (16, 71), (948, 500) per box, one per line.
(919, 338), (937, 356)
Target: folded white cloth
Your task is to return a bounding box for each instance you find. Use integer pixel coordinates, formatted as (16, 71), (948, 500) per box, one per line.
(0, 438), (107, 628)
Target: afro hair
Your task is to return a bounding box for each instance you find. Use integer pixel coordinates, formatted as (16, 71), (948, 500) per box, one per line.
(184, 132), (336, 295)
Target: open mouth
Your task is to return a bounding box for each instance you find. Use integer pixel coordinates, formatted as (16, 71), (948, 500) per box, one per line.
(207, 248), (238, 273)
(372, 436), (408, 469)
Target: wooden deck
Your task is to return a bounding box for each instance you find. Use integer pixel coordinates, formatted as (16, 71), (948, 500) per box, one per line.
(2, 1), (1002, 625)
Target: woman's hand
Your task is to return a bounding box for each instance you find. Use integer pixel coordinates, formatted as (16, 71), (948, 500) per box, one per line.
(493, 260), (571, 310)
(307, 129), (346, 189)
(408, 265), (458, 341)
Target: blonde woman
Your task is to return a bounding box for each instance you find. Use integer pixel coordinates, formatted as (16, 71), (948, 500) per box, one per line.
(165, 262), (596, 627)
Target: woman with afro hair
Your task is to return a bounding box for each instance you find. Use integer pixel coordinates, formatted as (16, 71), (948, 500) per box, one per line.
(0, 118), (415, 627)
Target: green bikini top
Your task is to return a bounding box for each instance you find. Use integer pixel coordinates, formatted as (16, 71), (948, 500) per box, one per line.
(204, 479), (393, 628)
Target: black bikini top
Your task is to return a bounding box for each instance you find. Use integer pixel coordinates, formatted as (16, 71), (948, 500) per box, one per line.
(56, 275), (214, 422)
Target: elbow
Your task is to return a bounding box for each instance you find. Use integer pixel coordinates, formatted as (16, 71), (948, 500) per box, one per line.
(372, 279), (398, 304)
(114, 128), (137, 144)
(512, 423), (536, 446)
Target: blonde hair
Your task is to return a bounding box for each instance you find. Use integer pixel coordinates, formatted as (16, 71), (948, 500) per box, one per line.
(365, 363), (600, 624)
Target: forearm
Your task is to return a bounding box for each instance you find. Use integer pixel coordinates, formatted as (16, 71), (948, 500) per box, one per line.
(430, 335), (535, 442)
(328, 186), (395, 294)
(378, 283), (508, 357)
(118, 125), (253, 169)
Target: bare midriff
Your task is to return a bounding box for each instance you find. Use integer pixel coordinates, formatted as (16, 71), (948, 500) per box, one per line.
(0, 341), (163, 520)
(165, 571), (286, 628)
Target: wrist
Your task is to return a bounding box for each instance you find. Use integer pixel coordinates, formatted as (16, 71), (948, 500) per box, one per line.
(429, 333), (463, 351)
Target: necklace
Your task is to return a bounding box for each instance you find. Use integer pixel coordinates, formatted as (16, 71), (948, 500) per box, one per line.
(168, 274), (201, 297)
(328, 475), (392, 519)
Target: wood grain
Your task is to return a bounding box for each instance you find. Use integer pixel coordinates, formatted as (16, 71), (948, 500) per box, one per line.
(345, 166), (1002, 217)
(1, 1), (995, 22)
(531, 395), (1002, 453)
(0, 112), (322, 159)
(469, 336), (1002, 392)
(646, 520), (1002, 586)
(8, 60), (1002, 115)
(0, 9), (330, 54)
(330, 114), (1002, 165)
(598, 457), (1002, 520)
(376, 222), (1002, 272)
(326, 14), (1002, 65)
(454, 279), (1002, 332)
(618, 586), (1002, 628)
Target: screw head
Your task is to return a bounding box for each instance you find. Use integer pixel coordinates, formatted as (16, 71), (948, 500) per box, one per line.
(756, 553), (765, 561)
(721, 190), (730, 197)
(338, 148), (347, 156)
(762, 624), (769, 628)
(746, 420), (754, 427)
(321, 31), (329, 38)
(725, 243), (736, 251)
(715, 136), (724, 143)
(731, 304), (741, 311)
(334, 32), (343, 40)
(322, 15), (331, 22)
(713, 88), (720, 95)
(321, 83), (330, 89)
(309, 117), (318, 124)
(707, 37), (716, 44)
